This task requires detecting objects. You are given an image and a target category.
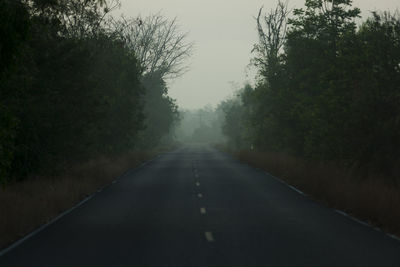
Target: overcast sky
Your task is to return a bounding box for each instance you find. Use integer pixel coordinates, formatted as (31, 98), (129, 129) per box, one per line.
(117, 0), (399, 109)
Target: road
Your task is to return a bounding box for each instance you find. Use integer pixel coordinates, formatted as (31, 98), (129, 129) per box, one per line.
(1, 145), (399, 266)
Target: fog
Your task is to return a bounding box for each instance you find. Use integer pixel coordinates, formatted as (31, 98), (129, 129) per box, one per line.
(2, 1), (400, 260)
(118, 0), (399, 109)
(173, 105), (227, 144)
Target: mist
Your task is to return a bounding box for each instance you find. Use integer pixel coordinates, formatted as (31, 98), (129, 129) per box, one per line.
(118, 0), (400, 109)
(173, 105), (227, 144)
(2, 1), (400, 263)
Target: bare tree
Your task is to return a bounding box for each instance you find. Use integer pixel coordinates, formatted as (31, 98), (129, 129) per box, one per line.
(113, 13), (194, 79)
(252, 1), (290, 73)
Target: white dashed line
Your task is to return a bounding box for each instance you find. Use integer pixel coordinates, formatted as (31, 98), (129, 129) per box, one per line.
(205, 232), (215, 242)
(200, 207), (207, 214)
(112, 180), (117, 184)
(197, 193), (203, 198)
(195, 182), (200, 187)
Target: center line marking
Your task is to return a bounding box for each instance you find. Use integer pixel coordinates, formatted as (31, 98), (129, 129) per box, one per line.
(197, 193), (203, 198)
(195, 182), (200, 186)
(200, 207), (207, 214)
(205, 232), (214, 242)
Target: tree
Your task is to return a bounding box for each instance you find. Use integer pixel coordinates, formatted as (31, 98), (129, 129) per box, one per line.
(219, 85), (256, 149)
(342, 11), (400, 174)
(0, 0), (30, 183)
(250, 2), (292, 151)
(253, 1), (290, 79)
(289, 0), (360, 58)
(0, 0), (146, 182)
(113, 13), (194, 79)
(137, 71), (179, 147)
(278, 0), (361, 158)
(112, 13), (193, 148)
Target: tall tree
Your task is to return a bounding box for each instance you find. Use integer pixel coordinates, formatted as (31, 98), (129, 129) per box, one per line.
(113, 13), (194, 80)
(112, 13), (193, 147)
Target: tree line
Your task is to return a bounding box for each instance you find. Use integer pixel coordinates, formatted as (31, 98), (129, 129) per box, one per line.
(174, 106), (226, 144)
(0, 0), (192, 183)
(221, 0), (400, 179)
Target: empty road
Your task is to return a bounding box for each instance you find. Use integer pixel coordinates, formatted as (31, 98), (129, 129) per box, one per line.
(1, 145), (399, 266)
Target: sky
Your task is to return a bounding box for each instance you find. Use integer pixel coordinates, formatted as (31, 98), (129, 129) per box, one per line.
(117, 0), (399, 109)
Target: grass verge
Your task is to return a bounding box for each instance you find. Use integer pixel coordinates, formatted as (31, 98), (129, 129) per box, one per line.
(0, 150), (161, 250)
(224, 148), (400, 237)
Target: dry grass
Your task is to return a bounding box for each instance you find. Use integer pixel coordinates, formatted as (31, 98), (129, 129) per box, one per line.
(234, 150), (400, 237)
(0, 151), (158, 250)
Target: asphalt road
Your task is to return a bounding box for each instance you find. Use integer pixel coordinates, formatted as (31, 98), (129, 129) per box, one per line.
(1, 144), (399, 266)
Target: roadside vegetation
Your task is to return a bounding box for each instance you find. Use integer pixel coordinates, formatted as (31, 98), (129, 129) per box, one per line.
(219, 0), (400, 236)
(0, 0), (191, 249)
(0, 151), (161, 249)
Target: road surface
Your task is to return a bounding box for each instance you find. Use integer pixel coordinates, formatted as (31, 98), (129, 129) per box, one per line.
(1, 145), (399, 266)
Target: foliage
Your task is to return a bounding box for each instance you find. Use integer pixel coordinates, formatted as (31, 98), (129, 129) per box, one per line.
(111, 13), (192, 148)
(0, 0), (189, 183)
(138, 72), (179, 148)
(222, 0), (400, 179)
